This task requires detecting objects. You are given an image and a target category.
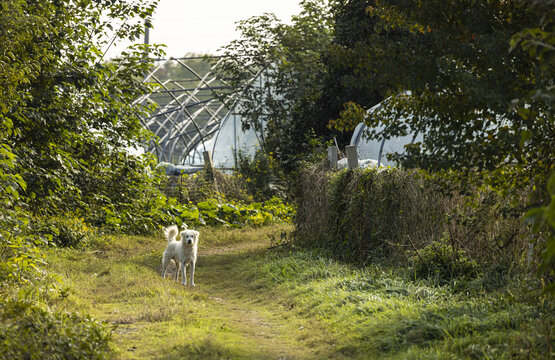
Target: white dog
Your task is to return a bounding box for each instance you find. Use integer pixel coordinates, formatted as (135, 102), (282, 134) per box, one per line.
(161, 225), (199, 286)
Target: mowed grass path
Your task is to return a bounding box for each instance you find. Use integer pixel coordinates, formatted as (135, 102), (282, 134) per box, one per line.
(46, 224), (553, 359)
(46, 224), (339, 359)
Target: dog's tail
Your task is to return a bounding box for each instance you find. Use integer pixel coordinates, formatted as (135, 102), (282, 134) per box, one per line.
(163, 225), (179, 243)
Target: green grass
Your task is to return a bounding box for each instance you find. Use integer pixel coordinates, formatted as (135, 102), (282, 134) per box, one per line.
(46, 224), (336, 359)
(253, 249), (553, 359)
(45, 225), (553, 359)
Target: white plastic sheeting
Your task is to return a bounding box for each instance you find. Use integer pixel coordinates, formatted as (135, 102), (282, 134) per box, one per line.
(210, 113), (262, 169)
(350, 101), (423, 167)
(136, 56), (264, 167)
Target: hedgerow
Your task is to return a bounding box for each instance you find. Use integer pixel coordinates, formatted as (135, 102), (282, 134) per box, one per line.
(295, 164), (538, 285)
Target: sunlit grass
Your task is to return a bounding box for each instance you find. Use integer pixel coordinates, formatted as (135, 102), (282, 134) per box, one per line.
(45, 225), (553, 359)
(46, 224), (335, 359)
(251, 248), (553, 359)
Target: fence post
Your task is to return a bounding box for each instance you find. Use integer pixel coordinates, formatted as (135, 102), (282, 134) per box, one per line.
(346, 145), (358, 170)
(328, 146), (338, 170)
(203, 150), (214, 180)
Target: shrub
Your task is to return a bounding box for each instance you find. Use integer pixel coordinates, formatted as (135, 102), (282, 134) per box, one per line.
(0, 299), (113, 360)
(295, 164), (531, 271)
(412, 235), (479, 284)
(31, 215), (97, 248)
(236, 150), (285, 201)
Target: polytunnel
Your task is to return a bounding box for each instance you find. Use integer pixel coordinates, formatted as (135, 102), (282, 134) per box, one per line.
(134, 56), (264, 173)
(350, 100), (423, 167)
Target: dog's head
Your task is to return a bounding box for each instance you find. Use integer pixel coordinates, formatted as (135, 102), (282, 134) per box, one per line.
(180, 229), (199, 245)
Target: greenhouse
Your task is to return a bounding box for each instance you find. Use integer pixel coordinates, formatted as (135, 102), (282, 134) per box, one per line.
(135, 56), (264, 172)
(350, 100), (423, 167)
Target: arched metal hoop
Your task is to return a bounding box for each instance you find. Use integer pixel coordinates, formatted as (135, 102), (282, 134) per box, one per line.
(135, 56), (259, 165)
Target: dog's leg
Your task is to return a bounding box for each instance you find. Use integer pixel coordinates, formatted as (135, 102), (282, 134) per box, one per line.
(181, 260), (187, 285)
(174, 260), (180, 281)
(161, 255), (169, 278)
(190, 260), (195, 287)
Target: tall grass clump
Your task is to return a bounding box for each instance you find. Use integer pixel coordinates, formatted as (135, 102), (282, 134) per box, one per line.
(295, 164), (533, 281)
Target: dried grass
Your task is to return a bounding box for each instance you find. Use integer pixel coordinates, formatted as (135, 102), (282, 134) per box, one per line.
(295, 165), (530, 268)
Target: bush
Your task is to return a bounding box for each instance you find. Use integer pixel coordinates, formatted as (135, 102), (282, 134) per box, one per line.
(0, 299), (113, 360)
(31, 216), (97, 248)
(412, 235), (479, 284)
(236, 150), (285, 201)
(295, 165), (531, 271)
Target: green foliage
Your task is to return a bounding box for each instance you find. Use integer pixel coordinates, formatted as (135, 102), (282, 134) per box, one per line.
(412, 235), (478, 284)
(0, 299), (113, 360)
(510, 0), (554, 144)
(236, 150), (284, 201)
(524, 172), (555, 293)
(1, 0), (166, 222)
(326, 0), (553, 190)
(214, 0), (345, 172)
(166, 197), (295, 228)
(328, 101), (367, 132)
(0, 1), (170, 357)
(0, 125), (43, 288)
(31, 215), (97, 248)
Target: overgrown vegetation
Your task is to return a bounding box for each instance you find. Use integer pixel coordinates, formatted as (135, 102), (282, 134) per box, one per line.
(43, 227), (553, 359)
(296, 164), (537, 289)
(0, 0), (553, 357)
(0, 300), (114, 360)
(216, 0), (553, 292)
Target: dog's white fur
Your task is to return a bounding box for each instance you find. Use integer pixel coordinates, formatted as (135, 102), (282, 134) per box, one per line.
(161, 224), (199, 286)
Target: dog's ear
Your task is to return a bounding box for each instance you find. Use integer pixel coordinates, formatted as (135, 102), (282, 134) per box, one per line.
(193, 230), (199, 241)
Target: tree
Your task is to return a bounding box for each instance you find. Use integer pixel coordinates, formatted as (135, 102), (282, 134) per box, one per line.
(1, 0), (166, 221)
(0, 0), (178, 236)
(515, 0), (555, 292)
(328, 0), (552, 190)
(214, 0), (340, 171)
(318, 0), (388, 122)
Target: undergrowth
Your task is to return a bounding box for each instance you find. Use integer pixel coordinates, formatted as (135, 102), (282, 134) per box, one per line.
(295, 165), (535, 283)
(0, 298), (113, 360)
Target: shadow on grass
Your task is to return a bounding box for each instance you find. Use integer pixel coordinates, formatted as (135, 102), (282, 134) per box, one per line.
(158, 337), (262, 360)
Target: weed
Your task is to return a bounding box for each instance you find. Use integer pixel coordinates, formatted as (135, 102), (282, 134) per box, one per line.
(411, 234), (479, 284)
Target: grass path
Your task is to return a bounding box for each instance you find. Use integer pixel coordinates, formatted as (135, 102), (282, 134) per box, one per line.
(46, 224), (553, 359)
(47, 224), (338, 359)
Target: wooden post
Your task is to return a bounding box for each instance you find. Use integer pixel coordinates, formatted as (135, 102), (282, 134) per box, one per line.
(328, 146), (338, 170)
(346, 145), (358, 170)
(203, 150), (214, 179)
